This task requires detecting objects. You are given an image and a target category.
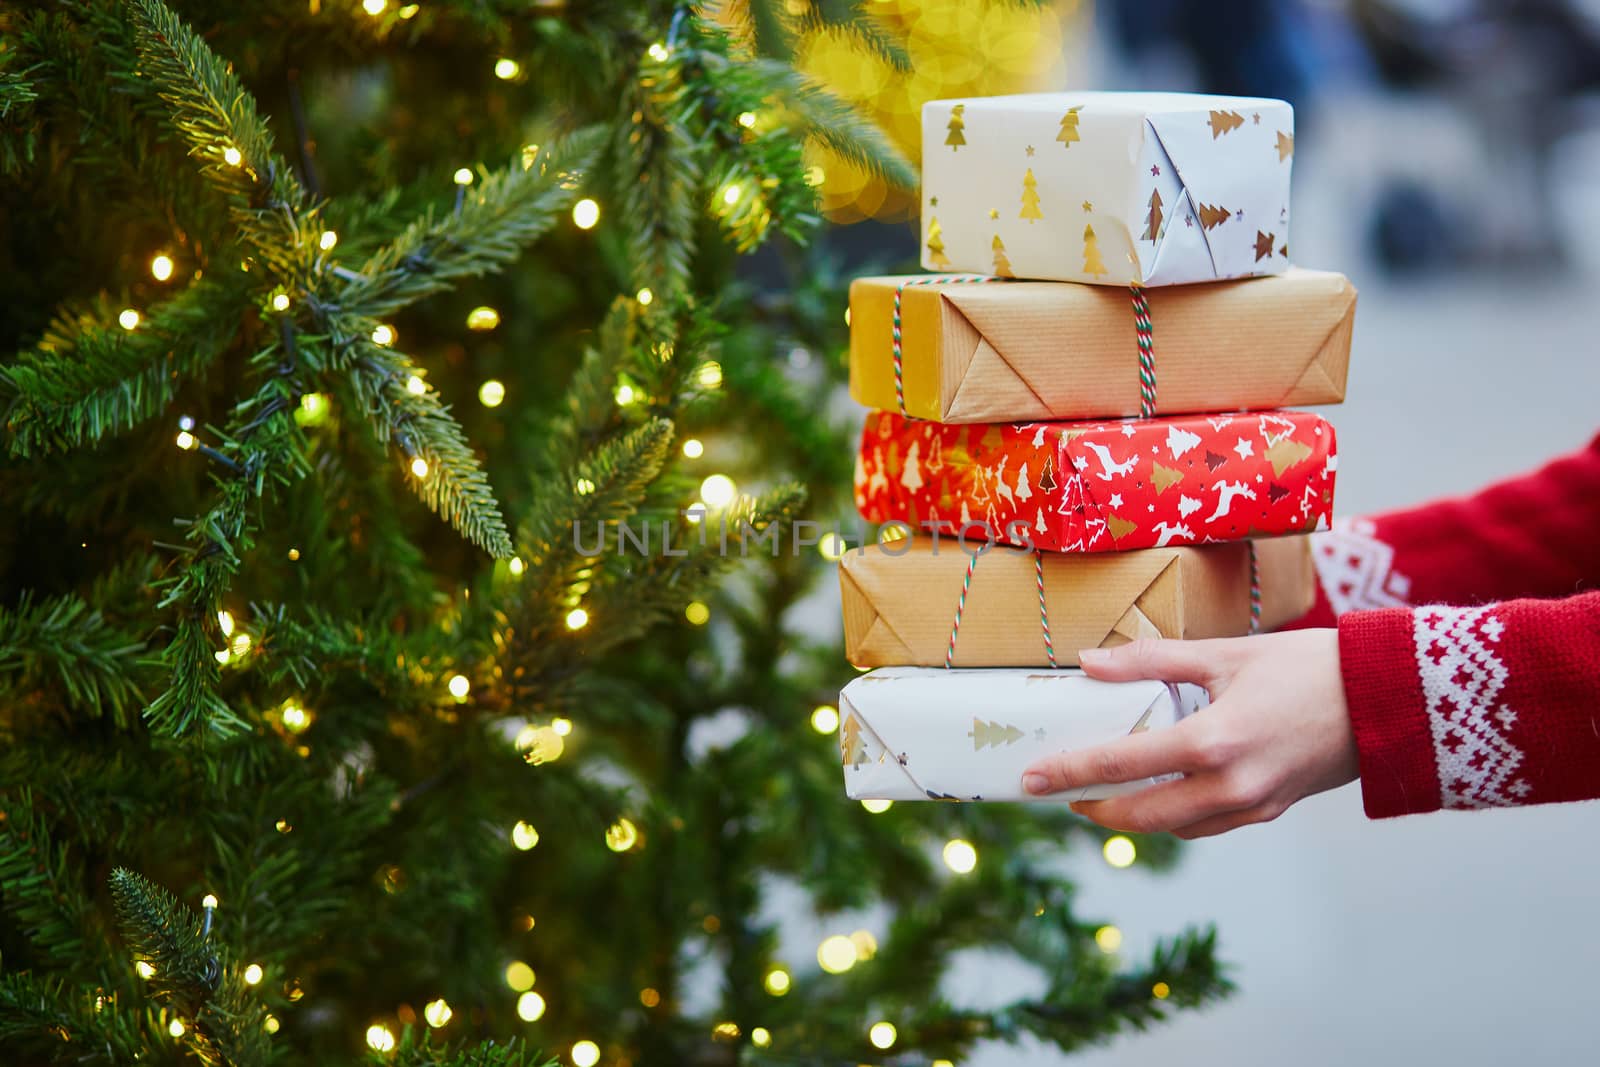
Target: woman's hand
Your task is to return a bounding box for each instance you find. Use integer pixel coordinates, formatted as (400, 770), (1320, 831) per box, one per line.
(1021, 630), (1359, 838)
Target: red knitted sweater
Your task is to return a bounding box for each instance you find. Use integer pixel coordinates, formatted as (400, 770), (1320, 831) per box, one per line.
(1292, 432), (1600, 817)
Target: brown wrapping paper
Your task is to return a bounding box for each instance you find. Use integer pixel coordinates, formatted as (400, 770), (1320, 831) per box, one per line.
(848, 268), (1355, 423)
(839, 535), (1314, 668)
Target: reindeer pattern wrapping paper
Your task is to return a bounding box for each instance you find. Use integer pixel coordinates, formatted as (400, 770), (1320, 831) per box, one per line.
(923, 92), (1294, 286)
(853, 409), (1337, 553)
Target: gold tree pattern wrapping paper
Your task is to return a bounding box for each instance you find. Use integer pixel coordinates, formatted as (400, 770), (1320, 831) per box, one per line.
(839, 668), (1210, 802)
(921, 92), (1295, 285)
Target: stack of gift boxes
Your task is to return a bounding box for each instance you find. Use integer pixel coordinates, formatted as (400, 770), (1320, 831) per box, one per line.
(834, 92), (1357, 804)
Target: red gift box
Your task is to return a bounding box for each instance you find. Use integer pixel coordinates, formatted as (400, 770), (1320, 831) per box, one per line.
(854, 410), (1337, 553)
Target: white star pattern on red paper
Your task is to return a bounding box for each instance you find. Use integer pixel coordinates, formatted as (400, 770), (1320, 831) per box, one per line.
(1233, 438), (1253, 459)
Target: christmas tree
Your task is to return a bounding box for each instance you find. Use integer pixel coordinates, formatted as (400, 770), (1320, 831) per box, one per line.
(945, 103), (967, 149)
(1056, 105), (1081, 148)
(1083, 223), (1109, 276)
(0, 2), (1230, 1065)
(926, 215), (953, 269)
(1020, 168), (1043, 222)
(991, 234), (1015, 278)
(1142, 189), (1164, 243)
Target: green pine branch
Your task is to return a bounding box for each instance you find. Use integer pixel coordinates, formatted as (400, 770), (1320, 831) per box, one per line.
(3, 277), (250, 457)
(338, 334), (514, 558)
(747, 57), (918, 191)
(0, 790), (92, 969)
(337, 130), (604, 321)
(109, 867), (273, 1067)
(616, 53), (701, 304)
(0, 973), (145, 1065)
(0, 591), (148, 725)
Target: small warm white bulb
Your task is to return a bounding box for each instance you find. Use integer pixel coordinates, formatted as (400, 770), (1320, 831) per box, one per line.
(118, 308), (140, 330)
(270, 293), (290, 312)
(409, 457), (429, 478)
(478, 379), (506, 407)
(175, 431), (197, 451)
(447, 674), (470, 699)
(319, 230), (338, 251)
(169, 1018), (186, 1038)
(681, 438), (703, 459)
(722, 183), (742, 205)
(516, 991), (546, 1021)
(868, 1022), (897, 1050)
(942, 838), (978, 874)
(571, 198), (600, 230)
(699, 474), (737, 510)
(223, 146), (242, 166)
(646, 42), (670, 61)
(571, 1040), (600, 1067)
(738, 111), (757, 128)
(635, 287), (654, 306)
(511, 821), (540, 850)
(508, 556), (526, 576)
(810, 705), (839, 734)
(406, 375), (427, 396)
(365, 1023), (396, 1052)
(565, 607), (589, 631)
(362, 0), (387, 15)
(494, 58), (521, 80)
(371, 324), (396, 346)
(202, 894), (218, 910)
(150, 254), (174, 281)
(243, 963), (264, 985)
(424, 998), (452, 1028)
(453, 167), (474, 186)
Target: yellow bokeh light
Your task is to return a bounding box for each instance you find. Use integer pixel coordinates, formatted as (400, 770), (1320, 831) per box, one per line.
(572, 198), (600, 229)
(517, 724), (565, 765)
(424, 998), (452, 1028)
(410, 455), (429, 477)
(406, 375), (427, 395)
(565, 607), (589, 630)
(849, 929), (878, 959)
(614, 383), (636, 406)
(511, 821), (540, 851)
(868, 1022), (897, 1050)
(446, 674), (470, 700)
(398, 3), (418, 17)
(696, 360), (722, 388)
(571, 1040), (600, 1067)
(319, 230), (337, 251)
(712, 1021), (740, 1040)
(721, 182), (742, 205)
(818, 532), (847, 561)
(505, 961), (535, 991)
(605, 817), (639, 852)
(453, 167), (474, 186)
(494, 58), (521, 80)
(230, 632), (252, 657)
(136, 961), (155, 979)
(508, 556), (526, 576)
(365, 1024), (395, 1052)
(816, 934), (856, 974)
(575, 477), (595, 495)
(271, 293), (290, 312)
(478, 379), (506, 407)
(1103, 835), (1137, 869)
(217, 610), (235, 637)
(169, 1018), (186, 1038)
(281, 704), (311, 734)
(202, 894), (219, 910)
(551, 717), (573, 737)
(1095, 925), (1123, 953)
(517, 991), (546, 1021)
(176, 431), (197, 451)
(371, 324), (396, 346)
(646, 42), (670, 62)
(243, 963), (264, 985)
(810, 705), (839, 734)
(362, 0), (386, 13)
(264, 1015), (280, 1034)
(223, 146), (243, 167)
(635, 287), (654, 306)
(751, 1026), (771, 1047)
(699, 474), (737, 510)
(861, 798), (892, 814)
(150, 254), (174, 281)
(737, 111), (757, 128)
(1152, 981), (1171, 1000)
(521, 143), (540, 169)
(763, 966), (791, 996)
(466, 306), (500, 331)
(934, 1061), (954, 1067)
(684, 601), (709, 626)
(639, 987), (661, 1008)
(118, 308), (140, 330)
(681, 438), (704, 459)
(942, 838), (978, 874)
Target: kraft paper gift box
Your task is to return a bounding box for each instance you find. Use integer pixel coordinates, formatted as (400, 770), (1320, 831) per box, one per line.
(848, 269), (1354, 424)
(839, 535), (1314, 669)
(922, 92), (1294, 286)
(839, 668), (1210, 803)
(854, 409), (1337, 553)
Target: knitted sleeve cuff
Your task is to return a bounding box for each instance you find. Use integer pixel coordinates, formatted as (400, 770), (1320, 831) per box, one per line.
(1338, 607), (1439, 818)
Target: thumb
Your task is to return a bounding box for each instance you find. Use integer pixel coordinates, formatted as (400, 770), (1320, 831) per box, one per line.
(1077, 638), (1231, 692)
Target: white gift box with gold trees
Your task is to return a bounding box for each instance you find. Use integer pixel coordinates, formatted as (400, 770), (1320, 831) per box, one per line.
(921, 92), (1294, 286)
(838, 667), (1209, 803)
